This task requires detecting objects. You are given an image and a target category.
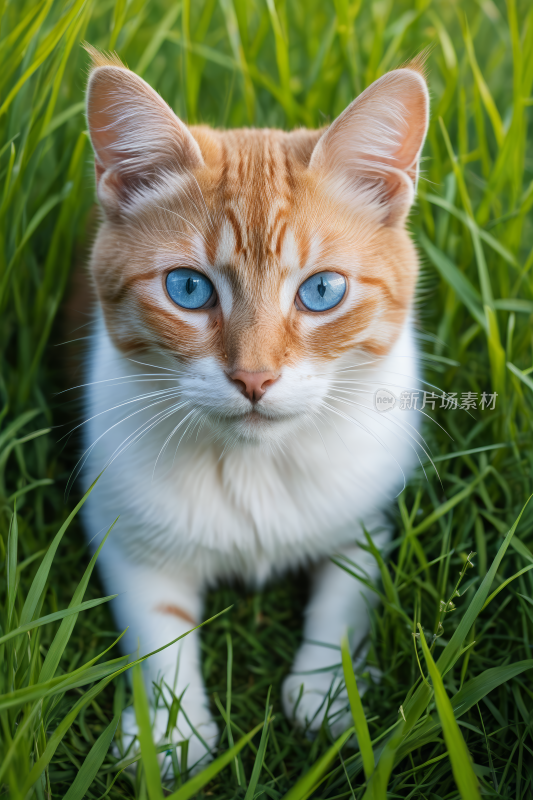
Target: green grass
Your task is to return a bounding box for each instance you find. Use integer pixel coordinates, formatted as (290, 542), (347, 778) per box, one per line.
(1, 0), (533, 797)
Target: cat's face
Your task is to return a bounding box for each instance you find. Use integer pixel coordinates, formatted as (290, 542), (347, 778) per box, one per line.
(86, 47), (428, 444)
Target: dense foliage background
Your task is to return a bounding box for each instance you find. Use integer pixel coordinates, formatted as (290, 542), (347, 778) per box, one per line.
(1, 0), (533, 797)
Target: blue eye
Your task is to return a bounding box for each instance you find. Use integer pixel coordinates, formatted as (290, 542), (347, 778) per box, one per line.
(166, 268), (215, 309)
(297, 271), (346, 312)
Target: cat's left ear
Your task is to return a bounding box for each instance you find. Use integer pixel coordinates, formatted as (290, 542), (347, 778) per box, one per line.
(309, 66), (429, 227)
(85, 45), (204, 212)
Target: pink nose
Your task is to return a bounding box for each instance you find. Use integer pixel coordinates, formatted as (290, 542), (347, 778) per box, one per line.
(229, 370), (279, 403)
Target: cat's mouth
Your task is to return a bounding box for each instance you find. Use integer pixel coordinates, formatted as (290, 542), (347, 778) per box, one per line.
(222, 406), (303, 443)
(201, 403), (304, 437)
(228, 406), (297, 425)
(243, 409), (268, 422)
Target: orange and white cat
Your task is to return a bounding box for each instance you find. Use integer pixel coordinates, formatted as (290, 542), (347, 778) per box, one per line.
(81, 46), (429, 774)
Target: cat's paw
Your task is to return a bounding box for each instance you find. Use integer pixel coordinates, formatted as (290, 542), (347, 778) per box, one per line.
(282, 671), (352, 736)
(115, 704), (219, 779)
(282, 665), (380, 738)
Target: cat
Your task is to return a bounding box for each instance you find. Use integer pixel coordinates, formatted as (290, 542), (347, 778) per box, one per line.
(80, 44), (429, 775)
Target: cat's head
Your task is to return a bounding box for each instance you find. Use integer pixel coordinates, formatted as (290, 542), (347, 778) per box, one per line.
(85, 47), (429, 444)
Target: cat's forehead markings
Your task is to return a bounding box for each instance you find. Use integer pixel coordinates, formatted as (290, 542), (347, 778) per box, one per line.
(191, 233), (210, 270)
(278, 228), (303, 316)
(279, 227), (300, 268)
(278, 231), (329, 316)
(213, 219), (237, 269)
(304, 233), (323, 270)
(212, 272), (233, 318)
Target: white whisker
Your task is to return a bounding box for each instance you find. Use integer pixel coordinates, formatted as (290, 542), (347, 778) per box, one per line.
(307, 410), (333, 463)
(153, 203), (206, 242)
(57, 372), (183, 395)
(320, 399), (407, 492)
(187, 170), (215, 233)
(152, 407), (199, 477)
(61, 387), (183, 442)
(104, 400), (191, 473)
(329, 386), (454, 442)
(324, 393), (440, 484)
(67, 393), (185, 494)
(127, 357), (183, 374)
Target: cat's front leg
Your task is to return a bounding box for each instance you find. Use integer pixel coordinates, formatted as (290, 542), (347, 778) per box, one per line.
(96, 541), (218, 776)
(282, 526), (390, 736)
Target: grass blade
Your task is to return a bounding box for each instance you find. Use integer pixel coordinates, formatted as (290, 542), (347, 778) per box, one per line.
(6, 504), (17, 626)
(452, 660), (533, 720)
(243, 687), (272, 800)
(418, 623), (481, 800)
(281, 727), (354, 800)
(0, 595), (117, 646)
(265, 0), (294, 125)
(22, 673), (123, 794)
(507, 361), (533, 394)
(39, 518), (119, 683)
(132, 663), (164, 800)
(462, 15), (504, 147)
(63, 714), (120, 800)
(0, 0), (88, 117)
(136, 3), (181, 77)
(437, 497), (531, 676)
(0, 657), (130, 713)
(18, 473), (101, 626)
(397, 660), (533, 759)
(365, 499), (531, 797)
(481, 564), (533, 611)
(167, 720), (264, 800)
(224, 631), (245, 784)
(422, 192), (517, 268)
(219, 0), (255, 121)
(418, 231), (485, 330)
(341, 635), (374, 780)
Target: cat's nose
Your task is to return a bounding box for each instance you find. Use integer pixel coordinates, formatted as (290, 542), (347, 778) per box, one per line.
(229, 370), (280, 403)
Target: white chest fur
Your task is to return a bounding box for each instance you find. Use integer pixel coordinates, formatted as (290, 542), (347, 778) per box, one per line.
(81, 316), (419, 585)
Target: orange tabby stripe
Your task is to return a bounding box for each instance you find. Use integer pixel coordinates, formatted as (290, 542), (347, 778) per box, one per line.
(155, 604), (196, 626)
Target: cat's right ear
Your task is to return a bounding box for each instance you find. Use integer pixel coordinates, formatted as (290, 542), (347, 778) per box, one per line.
(309, 64), (429, 227)
(85, 45), (203, 212)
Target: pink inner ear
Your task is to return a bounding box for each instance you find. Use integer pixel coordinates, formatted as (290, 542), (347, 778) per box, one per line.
(309, 68), (429, 196)
(393, 84), (429, 182)
(89, 89), (124, 173)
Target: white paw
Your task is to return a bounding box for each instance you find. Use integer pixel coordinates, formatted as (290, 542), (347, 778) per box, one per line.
(115, 702), (219, 779)
(282, 663), (380, 738)
(282, 670), (352, 736)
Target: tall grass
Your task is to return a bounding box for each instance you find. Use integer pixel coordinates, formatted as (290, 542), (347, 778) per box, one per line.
(1, 0), (532, 797)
